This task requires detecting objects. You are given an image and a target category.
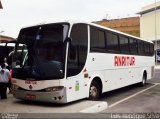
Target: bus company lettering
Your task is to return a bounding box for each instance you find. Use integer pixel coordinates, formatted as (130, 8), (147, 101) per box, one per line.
(114, 56), (135, 66)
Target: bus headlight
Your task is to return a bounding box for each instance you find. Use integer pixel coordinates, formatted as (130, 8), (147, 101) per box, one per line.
(45, 86), (64, 92)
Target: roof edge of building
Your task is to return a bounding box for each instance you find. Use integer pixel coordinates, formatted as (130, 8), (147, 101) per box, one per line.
(94, 16), (139, 23)
(1, 35), (16, 40)
(137, 1), (160, 15)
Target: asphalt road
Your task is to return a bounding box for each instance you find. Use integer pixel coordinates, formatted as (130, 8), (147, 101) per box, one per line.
(0, 70), (160, 119)
(98, 69), (160, 119)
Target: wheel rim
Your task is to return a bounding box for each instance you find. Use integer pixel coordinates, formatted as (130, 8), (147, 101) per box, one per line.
(90, 86), (98, 98)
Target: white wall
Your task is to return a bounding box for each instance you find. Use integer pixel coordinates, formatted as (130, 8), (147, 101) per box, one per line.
(140, 9), (160, 42)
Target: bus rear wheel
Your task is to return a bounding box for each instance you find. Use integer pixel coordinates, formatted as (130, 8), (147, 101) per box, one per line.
(140, 72), (147, 86)
(89, 80), (100, 100)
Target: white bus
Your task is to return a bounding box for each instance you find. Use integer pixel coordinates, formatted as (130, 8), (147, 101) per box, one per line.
(11, 21), (154, 103)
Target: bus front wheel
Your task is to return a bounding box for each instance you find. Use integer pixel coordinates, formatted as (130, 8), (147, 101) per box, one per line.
(89, 80), (100, 100)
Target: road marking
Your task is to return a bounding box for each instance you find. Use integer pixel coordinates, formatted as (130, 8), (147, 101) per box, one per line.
(79, 102), (108, 113)
(150, 82), (160, 85)
(80, 83), (159, 113)
(109, 83), (159, 108)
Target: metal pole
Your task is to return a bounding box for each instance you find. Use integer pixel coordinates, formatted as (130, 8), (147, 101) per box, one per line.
(0, 31), (5, 43)
(155, 0), (157, 66)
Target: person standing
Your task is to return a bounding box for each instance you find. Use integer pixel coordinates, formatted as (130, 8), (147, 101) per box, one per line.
(0, 63), (10, 99)
(8, 68), (12, 94)
(4, 57), (12, 94)
(4, 57), (8, 67)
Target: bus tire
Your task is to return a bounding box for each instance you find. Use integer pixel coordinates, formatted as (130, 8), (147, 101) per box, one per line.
(140, 72), (147, 86)
(89, 80), (101, 100)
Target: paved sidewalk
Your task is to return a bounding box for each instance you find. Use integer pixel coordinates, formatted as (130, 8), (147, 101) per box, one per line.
(155, 65), (160, 70)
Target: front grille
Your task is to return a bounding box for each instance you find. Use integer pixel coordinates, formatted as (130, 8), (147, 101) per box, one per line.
(18, 87), (46, 92)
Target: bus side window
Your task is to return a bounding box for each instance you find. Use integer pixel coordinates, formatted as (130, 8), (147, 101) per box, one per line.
(106, 32), (120, 53)
(150, 44), (154, 56)
(119, 35), (129, 54)
(129, 38), (138, 55)
(90, 27), (106, 52)
(138, 40), (145, 56)
(144, 42), (150, 56)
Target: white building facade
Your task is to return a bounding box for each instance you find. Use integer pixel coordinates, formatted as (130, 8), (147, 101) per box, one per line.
(138, 1), (160, 49)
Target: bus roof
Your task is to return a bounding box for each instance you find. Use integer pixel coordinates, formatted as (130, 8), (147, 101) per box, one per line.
(20, 21), (153, 44)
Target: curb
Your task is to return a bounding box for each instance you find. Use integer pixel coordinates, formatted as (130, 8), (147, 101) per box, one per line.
(155, 67), (160, 70)
(79, 101), (108, 113)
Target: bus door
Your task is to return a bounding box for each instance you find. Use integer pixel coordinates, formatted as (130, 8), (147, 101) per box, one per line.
(66, 24), (88, 101)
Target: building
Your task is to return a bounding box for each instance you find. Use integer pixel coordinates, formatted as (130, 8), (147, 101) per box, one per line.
(138, 1), (160, 49)
(94, 17), (140, 37)
(0, 35), (16, 43)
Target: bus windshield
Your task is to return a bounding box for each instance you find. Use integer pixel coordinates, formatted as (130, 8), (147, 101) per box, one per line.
(12, 23), (69, 80)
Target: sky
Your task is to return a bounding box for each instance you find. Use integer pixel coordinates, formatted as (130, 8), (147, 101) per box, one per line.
(0, 0), (159, 38)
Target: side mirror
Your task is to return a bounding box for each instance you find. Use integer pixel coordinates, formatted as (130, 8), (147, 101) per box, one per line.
(66, 37), (72, 43)
(65, 37), (76, 60)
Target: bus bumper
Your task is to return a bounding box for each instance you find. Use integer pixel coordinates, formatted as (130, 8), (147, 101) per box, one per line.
(12, 88), (67, 103)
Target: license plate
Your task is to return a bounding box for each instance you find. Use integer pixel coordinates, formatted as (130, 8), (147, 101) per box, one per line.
(26, 94), (36, 100)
